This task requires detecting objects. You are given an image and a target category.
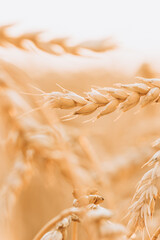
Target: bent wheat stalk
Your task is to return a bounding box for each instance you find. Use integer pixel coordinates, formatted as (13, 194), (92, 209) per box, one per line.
(33, 208), (80, 240)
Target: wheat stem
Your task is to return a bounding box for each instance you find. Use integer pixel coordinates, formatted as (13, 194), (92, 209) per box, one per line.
(72, 221), (78, 240)
(152, 227), (160, 240)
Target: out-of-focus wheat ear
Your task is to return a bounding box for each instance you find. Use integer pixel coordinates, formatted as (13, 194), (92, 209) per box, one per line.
(100, 221), (126, 239)
(34, 39), (60, 55)
(0, 159), (33, 222)
(49, 36), (69, 46)
(78, 136), (105, 180)
(0, 24), (118, 55)
(0, 23), (15, 46)
(12, 31), (44, 50)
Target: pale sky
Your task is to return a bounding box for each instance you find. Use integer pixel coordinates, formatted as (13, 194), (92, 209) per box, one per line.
(1, 0), (160, 53)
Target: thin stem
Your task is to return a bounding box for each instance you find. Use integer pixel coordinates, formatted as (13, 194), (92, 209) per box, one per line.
(152, 227), (160, 240)
(72, 222), (78, 240)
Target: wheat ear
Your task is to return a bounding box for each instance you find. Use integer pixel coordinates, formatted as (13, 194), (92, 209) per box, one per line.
(39, 77), (160, 120)
(127, 144), (160, 238)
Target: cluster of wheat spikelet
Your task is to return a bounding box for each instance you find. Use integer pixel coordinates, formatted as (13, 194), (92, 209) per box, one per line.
(39, 77), (160, 120)
(1, 23), (160, 240)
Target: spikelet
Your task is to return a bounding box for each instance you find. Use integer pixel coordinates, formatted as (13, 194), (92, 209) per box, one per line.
(97, 99), (119, 118)
(120, 92), (140, 112)
(96, 86), (128, 99)
(116, 83), (150, 94)
(86, 89), (110, 104)
(141, 88), (160, 107)
(142, 151), (160, 167)
(74, 102), (99, 115)
(138, 77), (160, 88)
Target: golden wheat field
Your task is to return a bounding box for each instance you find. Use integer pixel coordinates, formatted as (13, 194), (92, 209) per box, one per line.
(1, 1), (160, 240)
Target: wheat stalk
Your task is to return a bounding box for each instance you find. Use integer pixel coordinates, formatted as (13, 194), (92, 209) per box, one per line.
(151, 227), (160, 240)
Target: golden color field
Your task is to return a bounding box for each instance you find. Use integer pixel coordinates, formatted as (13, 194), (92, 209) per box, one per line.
(0, 23), (160, 240)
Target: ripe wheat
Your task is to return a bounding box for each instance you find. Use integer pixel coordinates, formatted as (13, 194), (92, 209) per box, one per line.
(0, 23), (160, 240)
(39, 78), (160, 120)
